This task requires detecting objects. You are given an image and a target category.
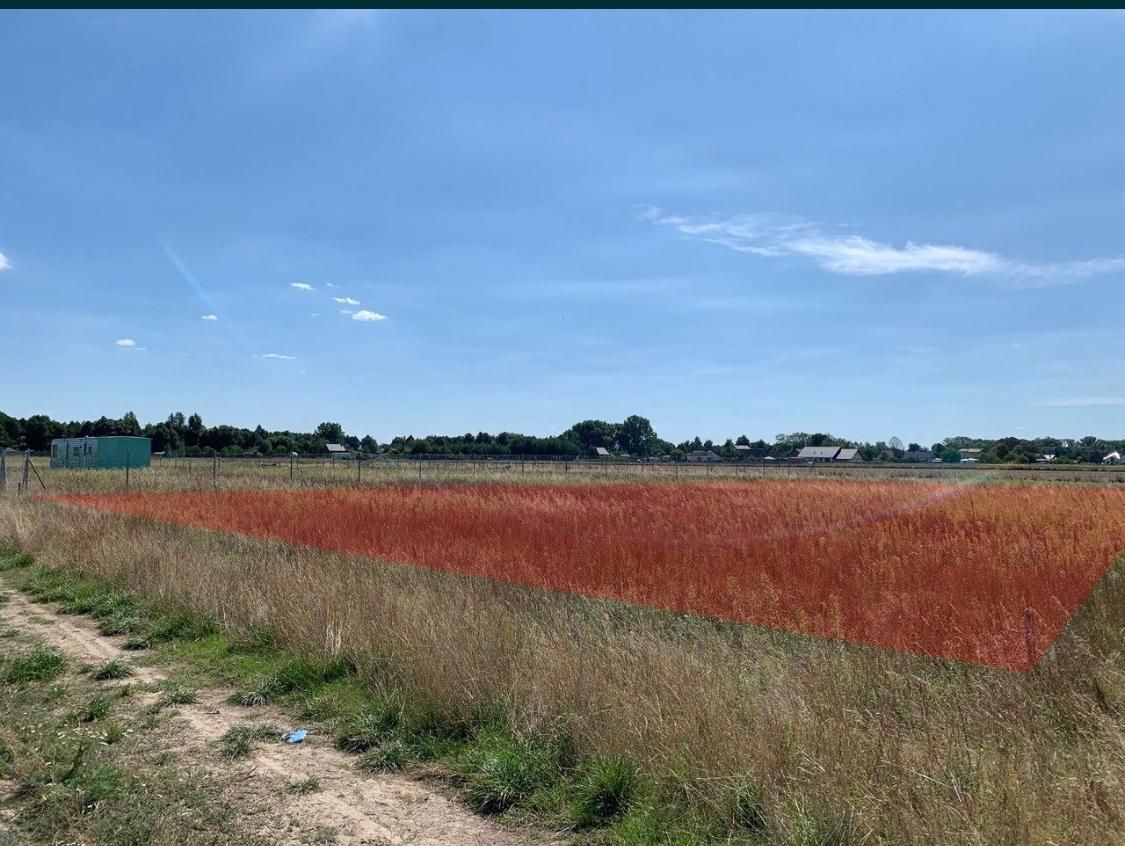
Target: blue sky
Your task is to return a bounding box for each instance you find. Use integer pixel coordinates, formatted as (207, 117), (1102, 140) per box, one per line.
(2, 10), (1123, 445)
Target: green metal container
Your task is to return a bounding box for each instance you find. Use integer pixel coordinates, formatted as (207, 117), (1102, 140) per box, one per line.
(49, 437), (151, 470)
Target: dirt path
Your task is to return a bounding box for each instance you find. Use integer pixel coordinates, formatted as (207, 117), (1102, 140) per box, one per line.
(0, 589), (561, 846)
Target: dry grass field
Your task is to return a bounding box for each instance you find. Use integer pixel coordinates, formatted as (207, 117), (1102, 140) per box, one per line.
(2, 472), (1123, 844)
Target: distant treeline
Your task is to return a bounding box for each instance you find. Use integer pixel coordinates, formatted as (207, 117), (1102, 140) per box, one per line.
(1, 409), (1120, 464)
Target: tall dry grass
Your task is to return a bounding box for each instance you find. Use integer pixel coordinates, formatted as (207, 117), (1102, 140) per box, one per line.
(1, 494), (1122, 844)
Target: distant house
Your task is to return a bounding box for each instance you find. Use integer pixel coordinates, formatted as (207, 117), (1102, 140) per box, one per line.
(326, 443), (350, 460)
(796, 446), (841, 462)
(1102, 451), (1121, 465)
(685, 449), (722, 463)
(835, 448), (863, 462)
(733, 444), (753, 459)
(959, 448), (983, 462)
(1036, 454), (1057, 463)
(903, 449), (936, 463)
(593, 446), (611, 459)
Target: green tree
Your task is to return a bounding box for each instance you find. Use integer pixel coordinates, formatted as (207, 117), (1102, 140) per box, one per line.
(618, 415), (659, 457)
(315, 422), (346, 443)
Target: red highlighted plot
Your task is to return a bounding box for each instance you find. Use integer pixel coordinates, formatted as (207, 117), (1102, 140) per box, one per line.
(49, 481), (1125, 671)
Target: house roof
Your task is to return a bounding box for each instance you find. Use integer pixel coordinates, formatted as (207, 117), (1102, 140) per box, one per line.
(796, 446), (841, 459)
(594, 447), (611, 456)
(959, 448), (983, 455)
(734, 444), (752, 451)
(835, 448), (860, 460)
(326, 443), (347, 453)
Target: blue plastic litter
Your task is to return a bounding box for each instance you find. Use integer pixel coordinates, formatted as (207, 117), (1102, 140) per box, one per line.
(284, 728), (308, 744)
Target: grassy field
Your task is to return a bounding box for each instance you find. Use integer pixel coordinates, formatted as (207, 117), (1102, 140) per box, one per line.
(1, 477), (1123, 844)
(8, 452), (1125, 496)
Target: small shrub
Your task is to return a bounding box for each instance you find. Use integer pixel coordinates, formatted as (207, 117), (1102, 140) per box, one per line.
(92, 659), (133, 681)
(572, 756), (639, 828)
(3, 648), (66, 684)
(101, 724), (127, 745)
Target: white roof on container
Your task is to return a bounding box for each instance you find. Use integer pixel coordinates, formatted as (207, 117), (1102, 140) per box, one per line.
(326, 443), (347, 453)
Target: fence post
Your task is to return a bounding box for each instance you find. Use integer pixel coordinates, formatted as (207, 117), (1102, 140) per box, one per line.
(212, 455), (218, 488)
(290, 453), (295, 482)
(356, 457), (361, 487)
(125, 451), (131, 493)
(0, 449), (6, 492)
(418, 459), (422, 483)
(22, 451), (31, 493)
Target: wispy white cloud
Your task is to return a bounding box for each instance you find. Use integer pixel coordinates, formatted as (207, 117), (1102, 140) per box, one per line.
(309, 312), (320, 318)
(352, 310), (387, 322)
(640, 205), (1125, 284)
(201, 314), (219, 321)
(339, 309), (354, 315)
(325, 282), (336, 288)
(290, 281), (313, 291)
(1036, 397), (1125, 408)
(0, 251), (9, 271)
(256, 352), (296, 360)
(333, 296), (360, 305)
(115, 338), (146, 351)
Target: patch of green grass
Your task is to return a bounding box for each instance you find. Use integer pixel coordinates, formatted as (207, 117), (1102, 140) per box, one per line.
(454, 728), (563, 815)
(727, 778), (767, 834)
(286, 776), (321, 795)
(233, 656), (351, 707)
(3, 647), (67, 684)
(219, 723), (281, 760)
(100, 723), (127, 745)
(155, 680), (198, 708)
(358, 736), (417, 772)
(787, 807), (857, 846)
(0, 738), (12, 777)
(334, 694), (405, 753)
(76, 694), (113, 723)
(0, 552), (34, 572)
(571, 756), (639, 828)
(91, 659), (133, 681)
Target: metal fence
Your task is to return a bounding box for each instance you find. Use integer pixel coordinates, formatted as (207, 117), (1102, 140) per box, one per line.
(7, 448), (1125, 497)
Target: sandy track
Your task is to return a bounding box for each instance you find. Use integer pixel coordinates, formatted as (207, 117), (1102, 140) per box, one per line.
(0, 589), (561, 846)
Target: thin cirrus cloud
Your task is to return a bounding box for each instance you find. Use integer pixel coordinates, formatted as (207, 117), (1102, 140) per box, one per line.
(333, 296), (360, 305)
(1036, 397), (1125, 408)
(200, 314), (218, 321)
(114, 338), (145, 350)
(290, 281), (313, 291)
(351, 310), (387, 322)
(255, 352), (296, 360)
(0, 250), (10, 271)
(639, 206), (1125, 284)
